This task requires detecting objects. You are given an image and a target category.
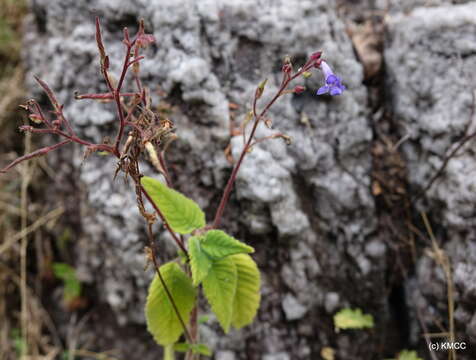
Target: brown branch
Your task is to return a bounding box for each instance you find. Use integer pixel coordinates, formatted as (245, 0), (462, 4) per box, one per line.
(34, 76), (75, 136)
(212, 53), (321, 228)
(75, 92), (138, 100)
(1, 140), (71, 173)
(18, 126), (116, 154)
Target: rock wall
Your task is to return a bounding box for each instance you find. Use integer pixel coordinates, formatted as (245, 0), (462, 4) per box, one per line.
(22, 0), (476, 359)
(385, 2), (476, 357)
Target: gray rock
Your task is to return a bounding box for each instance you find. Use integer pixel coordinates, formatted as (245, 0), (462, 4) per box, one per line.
(262, 352), (290, 360)
(24, 0), (383, 358)
(468, 314), (476, 344)
(324, 292), (340, 314)
(215, 351), (236, 360)
(282, 293), (308, 321)
(385, 2), (476, 358)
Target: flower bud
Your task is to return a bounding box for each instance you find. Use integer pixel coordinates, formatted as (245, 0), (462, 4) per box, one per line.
(136, 33), (156, 48)
(310, 51), (322, 60)
(314, 58), (322, 68)
(294, 85), (305, 94)
(28, 114), (43, 124)
(282, 63), (292, 74)
(256, 78), (268, 99)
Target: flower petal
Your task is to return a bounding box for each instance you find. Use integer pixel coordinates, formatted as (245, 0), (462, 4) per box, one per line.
(316, 86), (330, 95)
(329, 86), (343, 96)
(320, 61), (333, 79)
(326, 74), (340, 85)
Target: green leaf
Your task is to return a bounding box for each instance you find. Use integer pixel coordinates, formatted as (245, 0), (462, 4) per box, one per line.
(189, 231), (254, 286)
(230, 254), (261, 329)
(52, 263), (81, 301)
(202, 257), (237, 333)
(189, 236), (212, 285)
(145, 262), (197, 345)
(10, 328), (26, 357)
(174, 343), (212, 357)
(173, 343), (191, 353)
(397, 350), (422, 360)
(201, 230), (254, 259)
(333, 308), (374, 331)
(198, 314), (210, 324)
(177, 250), (188, 265)
(141, 176), (205, 234)
(193, 344), (212, 356)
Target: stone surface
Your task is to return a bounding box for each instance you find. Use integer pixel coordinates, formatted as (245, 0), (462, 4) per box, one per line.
(20, 0), (476, 359)
(215, 351), (236, 360)
(282, 293), (308, 321)
(24, 1), (379, 358)
(385, 2), (476, 359)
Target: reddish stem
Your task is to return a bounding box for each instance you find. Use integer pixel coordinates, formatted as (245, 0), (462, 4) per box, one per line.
(113, 44), (133, 152)
(0, 140), (71, 173)
(212, 58), (318, 228)
(213, 83), (288, 228)
(75, 92), (138, 100)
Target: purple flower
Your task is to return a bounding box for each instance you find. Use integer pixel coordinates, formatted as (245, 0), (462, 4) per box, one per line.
(316, 61), (346, 96)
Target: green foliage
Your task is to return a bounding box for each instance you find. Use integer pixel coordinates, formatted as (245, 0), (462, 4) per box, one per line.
(202, 257), (237, 333)
(396, 350), (422, 360)
(189, 230), (254, 285)
(146, 262), (197, 345)
(178, 250), (188, 264)
(142, 176), (260, 339)
(56, 228), (72, 253)
(230, 254), (261, 329)
(141, 176), (205, 234)
(52, 262), (81, 301)
(333, 308), (374, 331)
(201, 230), (254, 259)
(189, 236), (212, 285)
(174, 343), (212, 356)
(10, 328), (26, 357)
(0, 17), (15, 54)
(0, 0), (26, 72)
(189, 231), (260, 332)
(198, 314), (210, 324)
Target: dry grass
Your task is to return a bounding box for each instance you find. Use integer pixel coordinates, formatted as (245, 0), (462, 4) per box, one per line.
(421, 212), (457, 360)
(0, 1), (63, 358)
(0, 3), (125, 359)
